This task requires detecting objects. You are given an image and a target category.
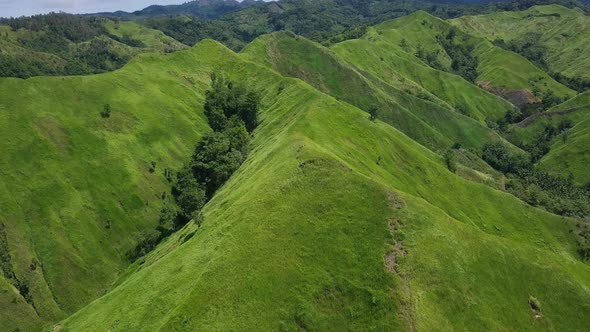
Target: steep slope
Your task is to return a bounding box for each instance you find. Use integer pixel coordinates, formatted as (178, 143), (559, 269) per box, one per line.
(330, 12), (520, 122)
(375, 10), (574, 103)
(53, 40), (590, 331)
(0, 45), (212, 330)
(241, 32), (505, 151)
(451, 5), (590, 81)
(510, 91), (590, 184)
(103, 20), (187, 53)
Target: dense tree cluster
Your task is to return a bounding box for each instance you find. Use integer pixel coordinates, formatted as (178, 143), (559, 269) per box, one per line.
(128, 74), (259, 261)
(481, 141), (590, 219)
(0, 13), (106, 42)
(438, 28), (479, 82)
(528, 120), (573, 162)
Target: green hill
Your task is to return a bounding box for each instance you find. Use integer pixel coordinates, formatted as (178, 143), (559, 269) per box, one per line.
(376, 11), (574, 102)
(49, 40), (590, 331)
(242, 31), (505, 152)
(0, 43), (211, 330)
(451, 5), (590, 83)
(0, 17), (186, 78)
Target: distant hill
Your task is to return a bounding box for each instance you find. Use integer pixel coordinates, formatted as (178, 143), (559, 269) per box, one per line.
(92, 0), (264, 20)
(451, 4), (590, 86)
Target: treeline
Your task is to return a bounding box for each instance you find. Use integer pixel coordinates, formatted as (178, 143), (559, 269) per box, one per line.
(143, 16), (250, 51)
(128, 74), (259, 261)
(527, 120), (573, 162)
(0, 13), (106, 42)
(413, 27), (479, 82)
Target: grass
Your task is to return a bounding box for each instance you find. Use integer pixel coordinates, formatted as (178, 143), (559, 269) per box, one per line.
(51, 40), (590, 331)
(377, 10), (573, 99)
(241, 31), (506, 152)
(451, 4), (590, 81)
(104, 20), (187, 53)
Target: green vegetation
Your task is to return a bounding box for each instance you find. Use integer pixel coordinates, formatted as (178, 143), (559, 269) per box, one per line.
(0, 13), (185, 78)
(451, 5), (590, 84)
(0, 40), (214, 330)
(508, 91), (590, 185)
(241, 30), (508, 153)
(1, 2), (590, 332)
(53, 40), (590, 331)
(128, 74), (259, 262)
(481, 141), (589, 218)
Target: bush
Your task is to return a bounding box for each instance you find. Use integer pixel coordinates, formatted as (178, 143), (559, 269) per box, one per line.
(101, 104), (112, 118)
(368, 105), (378, 121)
(444, 150), (457, 173)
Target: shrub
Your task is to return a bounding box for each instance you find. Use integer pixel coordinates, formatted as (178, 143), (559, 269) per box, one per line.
(101, 103), (112, 118)
(368, 105), (378, 121)
(444, 150), (457, 173)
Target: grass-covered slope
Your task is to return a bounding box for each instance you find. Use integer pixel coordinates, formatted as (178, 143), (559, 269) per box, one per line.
(54, 40), (590, 331)
(0, 20), (186, 78)
(241, 31), (504, 152)
(103, 20), (187, 53)
(451, 5), (590, 81)
(375, 11), (574, 101)
(330, 12), (521, 122)
(0, 45), (213, 330)
(510, 91), (590, 184)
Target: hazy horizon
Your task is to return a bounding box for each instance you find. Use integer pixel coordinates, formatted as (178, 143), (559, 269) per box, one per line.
(0, 0), (190, 18)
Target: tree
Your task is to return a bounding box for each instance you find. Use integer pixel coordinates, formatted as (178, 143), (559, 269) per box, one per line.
(368, 105), (378, 121)
(444, 150), (457, 173)
(204, 73), (260, 133)
(399, 38), (409, 49)
(173, 166), (207, 225)
(191, 131), (246, 198)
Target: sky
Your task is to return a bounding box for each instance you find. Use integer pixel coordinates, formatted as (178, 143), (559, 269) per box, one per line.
(0, 0), (187, 17)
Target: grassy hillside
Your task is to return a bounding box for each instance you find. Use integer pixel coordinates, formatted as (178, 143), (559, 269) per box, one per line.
(0, 18), (186, 78)
(451, 5), (590, 82)
(509, 91), (590, 184)
(333, 29), (504, 122)
(242, 31), (505, 152)
(44, 40), (590, 331)
(0, 44), (212, 330)
(104, 20), (187, 53)
(376, 11), (574, 101)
